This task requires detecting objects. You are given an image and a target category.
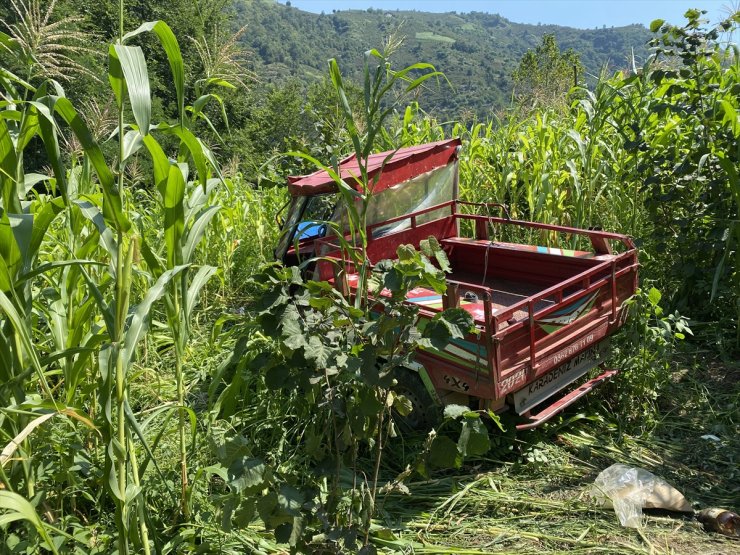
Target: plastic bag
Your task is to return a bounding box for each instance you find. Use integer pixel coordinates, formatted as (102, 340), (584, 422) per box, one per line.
(591, 464), (693, 528)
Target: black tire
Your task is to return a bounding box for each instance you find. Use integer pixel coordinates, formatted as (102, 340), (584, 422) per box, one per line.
(392, 368), (440, 431)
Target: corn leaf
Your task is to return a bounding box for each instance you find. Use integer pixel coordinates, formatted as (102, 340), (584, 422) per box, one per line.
(186, 265), (217, 321)
(121, 264), (188, 368)
(122, 129), (144, 163)
(183, 206), (220, 263)
(163, 164), (186, 268)
(186, 178), (220, 221)
(74, 199), (119, 267)
(8, 213), (32, 275)
(0, 289), (54, 399)
(123, 21), (184, 121)
(0, 210), (22, 286)
(34, 99), (68, 204)
(142, 133), (171, 193)
(107, 44), (124, 109)
(166, 125), (208, 188)
(0, 491), (60, 555)
(31, 98), (130, 231)
(0, 118), (20, 213)
(114, 45), (151, 136)
(28, 197), (64, 260)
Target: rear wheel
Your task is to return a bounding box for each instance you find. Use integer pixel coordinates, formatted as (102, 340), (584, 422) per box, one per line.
(392, 368), (440, 431)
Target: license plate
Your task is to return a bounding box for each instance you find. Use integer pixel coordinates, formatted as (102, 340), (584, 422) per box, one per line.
(513, 340), (609, 414)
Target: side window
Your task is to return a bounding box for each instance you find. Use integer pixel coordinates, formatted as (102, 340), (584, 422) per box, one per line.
(304, 194), (338, 221)
(297, 194), (338, 240)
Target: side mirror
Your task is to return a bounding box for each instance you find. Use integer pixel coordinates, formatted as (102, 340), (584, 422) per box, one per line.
(275, 199), (291, 228)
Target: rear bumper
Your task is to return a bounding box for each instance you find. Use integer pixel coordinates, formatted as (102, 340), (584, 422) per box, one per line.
(515, 367), (618, 430)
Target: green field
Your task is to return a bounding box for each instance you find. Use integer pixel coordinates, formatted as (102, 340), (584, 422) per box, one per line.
(415, 31), (457, 43)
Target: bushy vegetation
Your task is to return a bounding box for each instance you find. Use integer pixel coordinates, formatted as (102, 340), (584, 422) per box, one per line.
(0, 1), (738, 553)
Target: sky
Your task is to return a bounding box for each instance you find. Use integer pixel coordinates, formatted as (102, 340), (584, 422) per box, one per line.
(285, 1), (734, 29)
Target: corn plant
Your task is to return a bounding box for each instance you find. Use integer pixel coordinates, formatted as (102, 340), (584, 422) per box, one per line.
(0, 0), (225, 550)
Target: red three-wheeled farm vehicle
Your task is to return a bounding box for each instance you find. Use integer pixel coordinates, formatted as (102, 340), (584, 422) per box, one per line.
(275, 139), (638, 430)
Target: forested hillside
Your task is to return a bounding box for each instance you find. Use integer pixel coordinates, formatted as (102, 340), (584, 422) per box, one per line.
(235, 0), (651, 117)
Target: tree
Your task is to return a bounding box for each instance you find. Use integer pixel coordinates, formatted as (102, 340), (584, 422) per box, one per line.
(512, 33), (583, 109)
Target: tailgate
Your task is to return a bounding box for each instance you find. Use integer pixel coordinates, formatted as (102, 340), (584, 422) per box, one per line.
(513, 339), (610, 414)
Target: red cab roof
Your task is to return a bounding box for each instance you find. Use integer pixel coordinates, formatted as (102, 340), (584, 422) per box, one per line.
(287, 138), (461, 197)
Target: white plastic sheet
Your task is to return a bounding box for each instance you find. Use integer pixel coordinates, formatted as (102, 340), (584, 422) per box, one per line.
(591, 463), (693, 528)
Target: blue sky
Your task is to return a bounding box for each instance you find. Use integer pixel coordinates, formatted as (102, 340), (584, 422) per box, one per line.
(284, 1), (733, 29)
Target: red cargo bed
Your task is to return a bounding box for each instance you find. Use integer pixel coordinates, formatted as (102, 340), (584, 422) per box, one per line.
(316, 199), (638, 424)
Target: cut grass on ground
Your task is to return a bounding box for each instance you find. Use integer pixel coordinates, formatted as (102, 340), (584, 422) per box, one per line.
(234, 358), (738, 554)
(377, 359), (739, 554)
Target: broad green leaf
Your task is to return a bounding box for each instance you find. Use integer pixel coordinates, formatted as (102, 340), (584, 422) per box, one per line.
(265, 364), (290, 390)
(183, 205), (221, 263)
(123, 21), (184, 121)
(428, 435), (461, 469)
(32, 97), (129, 231)
(443, 404), (471, 419)
(121, 264), (188, 368)
(185, 265), (217, 321)
(393, 394), (413, 416)
(650, 19), (665, 32)
(423, 308), (475, 350)
(648, 287), (662, 307)
(306, 335), (330, 368)
(280, 304), (305, 348)
(227, 457), (268, 494)
(114, 44), (151, 136)
(0, 491), (60, 555)
(458, 417), (490, 457)
(0, 118), (20, 213)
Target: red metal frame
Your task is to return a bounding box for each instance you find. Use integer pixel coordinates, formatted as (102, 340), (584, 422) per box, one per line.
(287, 139), (461, 196)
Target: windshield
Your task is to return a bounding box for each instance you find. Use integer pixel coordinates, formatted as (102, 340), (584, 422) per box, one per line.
(330, 161), (458, 238)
